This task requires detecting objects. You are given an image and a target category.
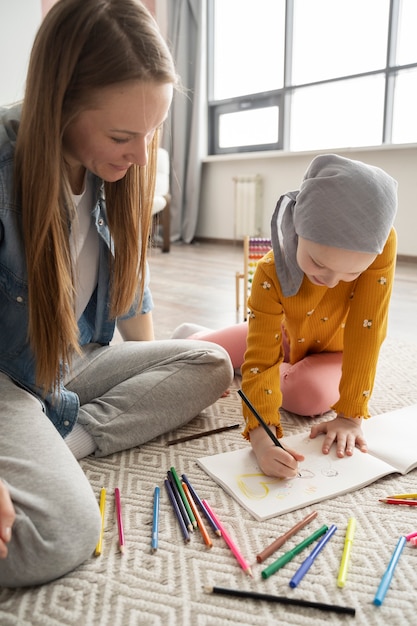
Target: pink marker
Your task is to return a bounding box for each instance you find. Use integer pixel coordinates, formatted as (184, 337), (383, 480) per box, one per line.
(409, 537), (417, 546)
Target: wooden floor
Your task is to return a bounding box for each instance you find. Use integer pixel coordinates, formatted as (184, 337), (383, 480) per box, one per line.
(147, 240), (417, 344)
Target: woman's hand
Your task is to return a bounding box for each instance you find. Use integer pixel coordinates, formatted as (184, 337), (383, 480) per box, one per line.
(249, 425), (304, 478)
(310, 415), (368, 457)
(0, 479), (15, 558)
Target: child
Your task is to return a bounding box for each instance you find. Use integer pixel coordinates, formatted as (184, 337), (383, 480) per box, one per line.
(176, 154), (398, 478)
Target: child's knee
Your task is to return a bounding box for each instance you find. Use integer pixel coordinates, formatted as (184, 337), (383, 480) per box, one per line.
(280, 353), (341, 416)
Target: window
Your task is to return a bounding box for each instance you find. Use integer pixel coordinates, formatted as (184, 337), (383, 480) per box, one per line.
(208, 0), (417, 154)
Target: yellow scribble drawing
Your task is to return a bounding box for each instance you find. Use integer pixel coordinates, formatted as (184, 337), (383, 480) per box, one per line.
(236, 473), (284, 500)
(235, 458), (339, 501)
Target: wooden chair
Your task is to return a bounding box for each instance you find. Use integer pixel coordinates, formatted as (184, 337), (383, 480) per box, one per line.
(151, 148), (171, 252)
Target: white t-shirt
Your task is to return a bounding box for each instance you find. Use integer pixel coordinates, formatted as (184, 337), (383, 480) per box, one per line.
(70, 173), (99, 320)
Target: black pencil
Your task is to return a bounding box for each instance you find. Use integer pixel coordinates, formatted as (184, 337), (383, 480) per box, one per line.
(166, 423), (240, 446)
(237, 389), (286, 450)
(204, 586), (356, 617)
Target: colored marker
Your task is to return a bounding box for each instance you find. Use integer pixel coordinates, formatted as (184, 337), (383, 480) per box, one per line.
(289, 524), (337, 588)
(256, 510), (318, 563)
(373, 536), (406, 606)
(337, 517), (356, 588)
(261, 525), (328, 580)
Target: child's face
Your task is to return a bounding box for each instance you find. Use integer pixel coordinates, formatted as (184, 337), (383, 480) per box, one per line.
(296, 237), (377, 288)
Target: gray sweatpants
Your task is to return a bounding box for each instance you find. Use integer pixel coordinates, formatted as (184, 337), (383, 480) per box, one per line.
(0, 339), (233, 587)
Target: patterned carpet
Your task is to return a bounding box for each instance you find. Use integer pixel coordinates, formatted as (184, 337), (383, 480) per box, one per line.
(1, 338), (417, 626)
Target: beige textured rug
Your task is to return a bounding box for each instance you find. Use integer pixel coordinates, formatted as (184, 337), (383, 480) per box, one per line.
(1, 338), (417, 626)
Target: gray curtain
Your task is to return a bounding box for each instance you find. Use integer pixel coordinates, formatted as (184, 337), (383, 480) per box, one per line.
(165, 0), (206, 243)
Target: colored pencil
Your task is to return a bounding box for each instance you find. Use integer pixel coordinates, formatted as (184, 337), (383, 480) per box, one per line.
(166, 423), (240, 445)
(94, 487), (106, 556)
(170, 467), (197, 528)
(114, 487), (125, 554)
(181, 474), (221, 536)
(202, 499), (252, 577)
(386, 493), (417, 499)
(256, 510), (318, 563)
(167, 471), (194, 532)
(204, 586), (356, 617)
(379, 498), (417, 506)
(164, 479), (190, 543)
(182, 482), (212, 548)
(237, 389), (286, 450)
(151, 486), (160, 552)
(405, 530), (417, 541)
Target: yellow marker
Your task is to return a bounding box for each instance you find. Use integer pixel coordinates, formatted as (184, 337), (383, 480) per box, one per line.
(95, 488), (106, 556)
(337, 517), (356, 588)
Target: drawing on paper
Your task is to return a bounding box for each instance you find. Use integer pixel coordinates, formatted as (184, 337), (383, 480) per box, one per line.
(234, 449), (339, 501)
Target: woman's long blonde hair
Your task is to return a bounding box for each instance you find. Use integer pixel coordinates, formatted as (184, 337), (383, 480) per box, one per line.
(14, 0), (177, 392)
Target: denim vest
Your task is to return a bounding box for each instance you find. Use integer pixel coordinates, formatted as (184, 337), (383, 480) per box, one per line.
(0, 104), (153, 437)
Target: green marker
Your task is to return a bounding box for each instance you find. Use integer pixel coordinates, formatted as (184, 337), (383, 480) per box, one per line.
(261, 525), (328, 579)
(170, 466), (197, 528)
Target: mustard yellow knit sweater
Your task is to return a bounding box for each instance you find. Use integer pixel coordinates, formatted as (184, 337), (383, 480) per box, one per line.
(241, 228), (397, 438)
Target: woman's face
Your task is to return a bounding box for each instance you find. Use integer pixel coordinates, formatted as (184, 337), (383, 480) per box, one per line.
(63, 80), (173, 190)
(296, 237), (377, 288)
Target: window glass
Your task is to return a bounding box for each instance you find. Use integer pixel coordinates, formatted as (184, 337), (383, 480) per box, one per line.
(292, 0), (390, 84)
(396, 0), (417, 65)
(212, 0), (285, 100)
(392, 68), (417, 144)
(219, 107), (279, 148)
(290, 75), (385, 151)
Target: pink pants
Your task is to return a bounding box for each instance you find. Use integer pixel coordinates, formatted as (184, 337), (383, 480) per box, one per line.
(186, 322), (342, 417)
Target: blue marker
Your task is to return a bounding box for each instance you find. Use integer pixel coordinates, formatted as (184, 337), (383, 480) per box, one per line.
(289, 524), (337, 588)
(373, 536), (406, 606)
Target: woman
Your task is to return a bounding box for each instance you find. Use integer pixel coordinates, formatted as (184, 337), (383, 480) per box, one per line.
(0, 0), (232, 587)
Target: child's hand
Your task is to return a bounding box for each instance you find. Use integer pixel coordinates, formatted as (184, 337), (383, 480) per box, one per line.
(0, 479), (15, 559)
(250, 425), (304, 478)
(309, 415), (368, 457)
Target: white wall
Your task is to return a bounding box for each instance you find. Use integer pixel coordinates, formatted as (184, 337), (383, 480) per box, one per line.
(198, 145), (417, 258)
(0, 0), (42, 105)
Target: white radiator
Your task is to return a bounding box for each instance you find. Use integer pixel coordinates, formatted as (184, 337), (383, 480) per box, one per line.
(233, 175), (263, 239)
